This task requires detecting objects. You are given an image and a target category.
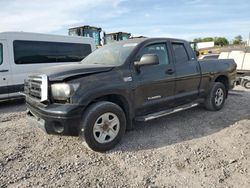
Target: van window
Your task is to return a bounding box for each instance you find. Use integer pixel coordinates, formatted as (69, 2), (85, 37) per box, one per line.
(0, 44), (3, 65)
(13, 40), (92, 64)
(172, 43), (189, 64)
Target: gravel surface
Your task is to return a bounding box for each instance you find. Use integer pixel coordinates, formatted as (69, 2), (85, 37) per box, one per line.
(0, 86), (250, 187)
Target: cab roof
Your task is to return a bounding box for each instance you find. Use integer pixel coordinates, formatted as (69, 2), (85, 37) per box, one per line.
(112, 37), (187, 44)
(69, 25), (102, 30)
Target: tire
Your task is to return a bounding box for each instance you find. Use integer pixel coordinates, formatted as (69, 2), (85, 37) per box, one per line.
(243, 81), (250, 89)
(204, 82), (226, 111)
(79, 101), (126, 152)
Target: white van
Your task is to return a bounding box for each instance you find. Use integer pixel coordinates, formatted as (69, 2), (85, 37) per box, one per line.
(0, 32), (96, 100)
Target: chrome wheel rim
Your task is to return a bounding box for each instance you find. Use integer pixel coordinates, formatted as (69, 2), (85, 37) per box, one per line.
(215, 88), (224, 106)
(93, 112), (120, 144)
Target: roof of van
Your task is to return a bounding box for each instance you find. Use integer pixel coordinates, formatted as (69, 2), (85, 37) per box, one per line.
(0, 31), (94, 42)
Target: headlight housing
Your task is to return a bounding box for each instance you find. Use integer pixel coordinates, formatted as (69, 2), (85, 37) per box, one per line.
(51, 83), (79, 102)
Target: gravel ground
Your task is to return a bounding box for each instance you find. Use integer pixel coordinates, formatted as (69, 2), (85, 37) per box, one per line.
(0, 86), (250, 188)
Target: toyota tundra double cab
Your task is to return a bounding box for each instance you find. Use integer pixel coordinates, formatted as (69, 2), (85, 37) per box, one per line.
(25, 38), (237, 151)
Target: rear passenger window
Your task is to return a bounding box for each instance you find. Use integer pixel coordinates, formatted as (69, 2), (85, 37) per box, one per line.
(138, 43), (169, 65)
(172, 43), (189, 64)
(13, 40), (92, 64)
(0, 44), (3, 65)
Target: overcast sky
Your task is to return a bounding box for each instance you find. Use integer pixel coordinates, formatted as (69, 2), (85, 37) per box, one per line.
(0, 0), (249, 41)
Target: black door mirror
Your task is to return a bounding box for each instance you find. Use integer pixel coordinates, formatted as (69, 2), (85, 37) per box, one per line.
(135, 54), (159, 69)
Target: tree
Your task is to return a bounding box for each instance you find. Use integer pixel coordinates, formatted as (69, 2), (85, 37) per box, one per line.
(193, 37), (229, 46)
(193, 37), (213, 43)
(233, 35), (243, 45)
(214, 37), (229, 46)
(193, 38), (203, 43)
(203, 37), (214, 42)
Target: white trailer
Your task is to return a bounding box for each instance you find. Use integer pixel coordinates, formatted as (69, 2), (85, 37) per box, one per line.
(219, 50), (250, 89)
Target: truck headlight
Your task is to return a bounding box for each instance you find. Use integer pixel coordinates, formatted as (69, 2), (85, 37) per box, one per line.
(51, 83), (79, 101)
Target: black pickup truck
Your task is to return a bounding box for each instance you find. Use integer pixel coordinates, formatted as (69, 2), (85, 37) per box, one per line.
(25, 38), (237, 151)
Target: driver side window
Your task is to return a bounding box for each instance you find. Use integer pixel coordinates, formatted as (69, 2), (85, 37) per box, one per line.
(137, 43), (169, 65)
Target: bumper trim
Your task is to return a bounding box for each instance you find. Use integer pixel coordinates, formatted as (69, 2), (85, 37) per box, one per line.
(26, 101), (84, 136)
(27, 110), (46, 132)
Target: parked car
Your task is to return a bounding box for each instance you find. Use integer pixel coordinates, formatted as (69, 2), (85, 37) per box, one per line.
(0, 32), (95, 100)
(25, 38), (237, 151)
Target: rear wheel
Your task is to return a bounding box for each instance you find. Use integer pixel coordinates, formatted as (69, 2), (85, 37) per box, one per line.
(204, 82), (226, 111)
(243, 81), (250, 89)
(79, 101), (126, 152)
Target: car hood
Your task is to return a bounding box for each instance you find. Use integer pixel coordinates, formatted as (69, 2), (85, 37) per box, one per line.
(37, 63), (115, 81)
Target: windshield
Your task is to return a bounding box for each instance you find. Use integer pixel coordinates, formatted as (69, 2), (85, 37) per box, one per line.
(121, 34), (130, 40)
(68, 29), (78, 36)
(105, 35), (114, 45)
(84, 29), (100, 46)
(81, 42), (138, 66)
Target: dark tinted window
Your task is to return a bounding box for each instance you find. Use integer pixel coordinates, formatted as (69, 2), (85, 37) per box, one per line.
(14, 40), (92, 64)
(138, 43), (169, 64)
(172, 43), (189, 64)
(0, 44), (3, 65)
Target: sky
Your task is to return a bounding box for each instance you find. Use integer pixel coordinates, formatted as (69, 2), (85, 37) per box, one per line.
(0, 0), (250, 41)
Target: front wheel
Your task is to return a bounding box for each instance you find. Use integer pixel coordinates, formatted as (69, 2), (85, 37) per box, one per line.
(80, 101), (126, 152)
(204, 82), (226, 111)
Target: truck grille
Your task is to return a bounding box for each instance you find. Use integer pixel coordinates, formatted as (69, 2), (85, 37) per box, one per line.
(24, 74), (48, 101)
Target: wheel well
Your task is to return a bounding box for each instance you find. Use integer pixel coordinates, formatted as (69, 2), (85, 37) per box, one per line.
(89, 94), (131, 129)
(94, 95), (128, 111)
(215, 75), (229, 94)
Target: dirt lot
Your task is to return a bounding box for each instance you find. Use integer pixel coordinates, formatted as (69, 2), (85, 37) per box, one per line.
(0, 86), (250, 188)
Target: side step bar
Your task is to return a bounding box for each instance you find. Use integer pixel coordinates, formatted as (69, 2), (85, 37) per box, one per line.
(135, 103), (199, 122)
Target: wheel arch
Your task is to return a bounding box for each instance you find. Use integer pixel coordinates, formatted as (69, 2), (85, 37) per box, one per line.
(214, 75), (229, 96)
(85, 93), (133, 130)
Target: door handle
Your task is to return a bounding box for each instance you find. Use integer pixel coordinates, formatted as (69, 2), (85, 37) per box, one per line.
(166, 69), (175, 75)
(0, 69), (9, 72)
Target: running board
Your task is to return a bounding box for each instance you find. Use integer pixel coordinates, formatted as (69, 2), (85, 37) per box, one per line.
(135, 103), (199, 122)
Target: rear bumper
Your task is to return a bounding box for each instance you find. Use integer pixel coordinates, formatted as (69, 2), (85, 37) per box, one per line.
(26, 98), (85, 136)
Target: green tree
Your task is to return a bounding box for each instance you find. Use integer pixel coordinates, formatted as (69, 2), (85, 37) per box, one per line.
(193, 38), (203, 43)
(193, 38), (212, 43)
(203, 37), (214, 42)
(214, 37), (229, 46)
(233, 35), (243, 45)
(193, 37), (229, 46)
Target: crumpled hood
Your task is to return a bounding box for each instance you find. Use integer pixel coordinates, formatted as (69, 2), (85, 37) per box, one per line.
(37, 63), (114, 81)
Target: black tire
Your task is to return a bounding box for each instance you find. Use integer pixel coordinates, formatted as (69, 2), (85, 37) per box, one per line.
(204, 82), (226, 111)
(243, 81), (250, 89)
(79, 101), (126, 152)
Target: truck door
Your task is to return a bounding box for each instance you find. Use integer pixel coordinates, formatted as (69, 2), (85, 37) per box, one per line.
(133, 42), (176, 116)
(171, 42), (200, 105)
(0, 40), (10, 99)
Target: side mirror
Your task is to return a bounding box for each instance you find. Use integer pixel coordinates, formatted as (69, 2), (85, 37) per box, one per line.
(134, 54), (159, 69)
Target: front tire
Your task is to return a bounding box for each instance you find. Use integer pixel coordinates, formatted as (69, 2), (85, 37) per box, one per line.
(80, 101), (126, 152)
(204, 82), (226, 111)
